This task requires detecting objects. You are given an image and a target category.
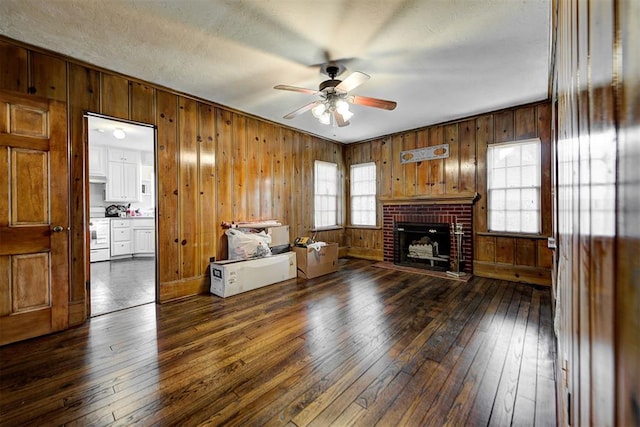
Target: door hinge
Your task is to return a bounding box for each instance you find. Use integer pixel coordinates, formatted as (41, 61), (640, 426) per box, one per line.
(567, 392), (572, 425)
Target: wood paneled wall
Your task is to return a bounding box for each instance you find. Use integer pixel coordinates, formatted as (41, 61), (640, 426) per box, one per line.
(0, 37), (344, 322)
(344, 102), (553, 285)
(553, 0), (640, 425)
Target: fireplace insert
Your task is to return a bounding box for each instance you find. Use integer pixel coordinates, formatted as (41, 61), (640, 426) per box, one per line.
(393, 222), (450, 271)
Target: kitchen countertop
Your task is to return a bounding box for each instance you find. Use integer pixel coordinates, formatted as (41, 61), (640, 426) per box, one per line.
(109, 216), (155, 219)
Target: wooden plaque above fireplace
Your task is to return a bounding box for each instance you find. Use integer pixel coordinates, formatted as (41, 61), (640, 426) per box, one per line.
(380, 192), (478, 206)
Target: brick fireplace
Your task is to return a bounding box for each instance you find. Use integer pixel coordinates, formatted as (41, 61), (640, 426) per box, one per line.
(383, 202), (473, 274)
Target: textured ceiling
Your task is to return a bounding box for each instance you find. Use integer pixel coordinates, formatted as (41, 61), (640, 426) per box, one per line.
(0, 0), (551, 144)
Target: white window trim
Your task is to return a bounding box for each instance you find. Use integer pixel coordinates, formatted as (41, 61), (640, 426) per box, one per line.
(487, 138), (541, 234)
(350, 162), (377, 226)
(314, 160), (338, 229)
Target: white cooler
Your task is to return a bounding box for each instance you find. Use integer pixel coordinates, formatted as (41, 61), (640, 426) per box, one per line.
(210, 252), (296, 297)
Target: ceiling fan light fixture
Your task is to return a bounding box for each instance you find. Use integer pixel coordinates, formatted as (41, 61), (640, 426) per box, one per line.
(276, 68), (395, 127)
(113, 128), (126, 140)
(319, 111), (331, 125)
(311, 103), (326, 118)
(340, 109), (354, 121)
(335, 99), (350, 114)
(335, 99), (353, 121)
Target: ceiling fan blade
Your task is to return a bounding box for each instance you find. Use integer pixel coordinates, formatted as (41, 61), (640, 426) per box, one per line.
(283, 101), (319, 119)
(349, 95), (397, 110)
(274, 85), (318, 95)
(335, 71), (370, 92)
(333, 111), (350, 127)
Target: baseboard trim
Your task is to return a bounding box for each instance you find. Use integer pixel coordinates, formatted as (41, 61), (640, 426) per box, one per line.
(474, 261), (551, 286)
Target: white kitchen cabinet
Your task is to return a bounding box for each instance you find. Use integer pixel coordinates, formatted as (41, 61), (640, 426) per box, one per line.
(134, 229), (155, 255)
(132, 218), (155, 256)
(111, 219), (132, 257)
(89, 145), (107, 180)
(141, 150), (154, 166)
(105, 148), (140, 202)
(108, 149), (138, 164)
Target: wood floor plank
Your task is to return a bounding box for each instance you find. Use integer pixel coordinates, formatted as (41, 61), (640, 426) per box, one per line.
(488, 285), (532, 426)
(440, 281), (512, 426)
(281, 301), (436, 426)
(366, 282), (496, 425)
(304, 326), (421, 426)
(464, 281), (524, 425)
(512, 289), (541, 422)
(351, 284), (473, 414)
(224, 276), (437, 426)
(419, 283), (503, 425)
(0, 259), (556, 426)
(535, 289), (556, 426)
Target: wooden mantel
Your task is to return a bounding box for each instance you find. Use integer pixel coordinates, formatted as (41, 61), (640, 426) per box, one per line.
(380, 192), (479, 206)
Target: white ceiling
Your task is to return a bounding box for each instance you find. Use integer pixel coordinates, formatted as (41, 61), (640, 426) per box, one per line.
(87, 115), (154, 152)
(0, 0), (551, 144)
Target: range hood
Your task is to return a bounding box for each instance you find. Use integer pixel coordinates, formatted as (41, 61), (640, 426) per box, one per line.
(89, 174), (107, 183)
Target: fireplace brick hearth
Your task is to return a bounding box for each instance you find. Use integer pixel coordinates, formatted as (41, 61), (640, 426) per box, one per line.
(383, 203), (473, 274)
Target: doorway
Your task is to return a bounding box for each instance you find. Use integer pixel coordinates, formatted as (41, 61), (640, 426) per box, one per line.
(86, 114), (157, 316)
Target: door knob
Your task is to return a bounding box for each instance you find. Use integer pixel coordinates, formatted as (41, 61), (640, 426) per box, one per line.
(52, 225), (64, 232)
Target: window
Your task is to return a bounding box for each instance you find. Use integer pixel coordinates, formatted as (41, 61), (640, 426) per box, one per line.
(314, 161), (338, 228)
(487, 138), (541, 233)
(350, 162), (377, 226)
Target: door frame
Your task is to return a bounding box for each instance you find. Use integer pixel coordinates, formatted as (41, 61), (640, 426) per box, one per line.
(83, 112), (159, 316)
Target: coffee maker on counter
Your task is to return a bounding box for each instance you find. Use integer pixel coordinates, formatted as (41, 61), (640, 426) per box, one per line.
(105, 204), (127, 217)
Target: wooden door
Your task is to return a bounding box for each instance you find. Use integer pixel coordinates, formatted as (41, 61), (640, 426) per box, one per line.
(0, 90), (69, 345)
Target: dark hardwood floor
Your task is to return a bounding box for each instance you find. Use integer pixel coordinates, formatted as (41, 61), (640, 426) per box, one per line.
(0, 258), (556, 426)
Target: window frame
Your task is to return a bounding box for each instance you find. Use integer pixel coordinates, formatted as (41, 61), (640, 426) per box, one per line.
(349, 162), (377, 227)
(314, 160), (339, 229)
(487, 138), (542, 234)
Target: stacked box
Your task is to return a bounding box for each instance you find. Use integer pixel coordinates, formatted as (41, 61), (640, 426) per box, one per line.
(292, 242), (339, 279)
(266, 225), (290, 247)
(210, 252), (296, 297)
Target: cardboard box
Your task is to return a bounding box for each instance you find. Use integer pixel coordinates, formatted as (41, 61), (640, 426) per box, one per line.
(293, 242), (339, 279)
(210, 252), (296, 297)
(267, 225), (290, 247)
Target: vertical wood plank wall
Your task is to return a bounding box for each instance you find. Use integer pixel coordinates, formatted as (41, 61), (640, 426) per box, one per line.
(344, 102), (553, 285)
(553, 0), (640, 426)
(0, 37), (344, 321)
(616, 0), (640, 425)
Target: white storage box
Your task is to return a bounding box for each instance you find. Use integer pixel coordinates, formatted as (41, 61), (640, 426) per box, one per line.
(267, 225), (290, 247)
(210, 252), (296, 297)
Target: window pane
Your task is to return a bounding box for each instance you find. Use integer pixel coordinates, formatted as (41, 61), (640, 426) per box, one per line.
(353, 212), (361, 224)
(521, 143), (538, 165)
(521, 211), (539, 233)
(490, 189), (506, 210)
(506, 146), (521, 167)
(521, 165), (538, 186)
(366, 212), (375, 225)
(353, 197), (361, 210)
(492, 168), (506, 188)
(491, 211), (505, 230)
(367, 197), (376, 210)
(506, 166), (521, 188)
(493, 149), (507, 168)
(506, 212), (520, 232)
(367, 180), (375, 194)
(521, 188), (538, 209)
(506, 189), (520, 210)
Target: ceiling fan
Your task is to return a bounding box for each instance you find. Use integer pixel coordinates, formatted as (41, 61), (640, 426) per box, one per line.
(274, 65), (397, 127)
